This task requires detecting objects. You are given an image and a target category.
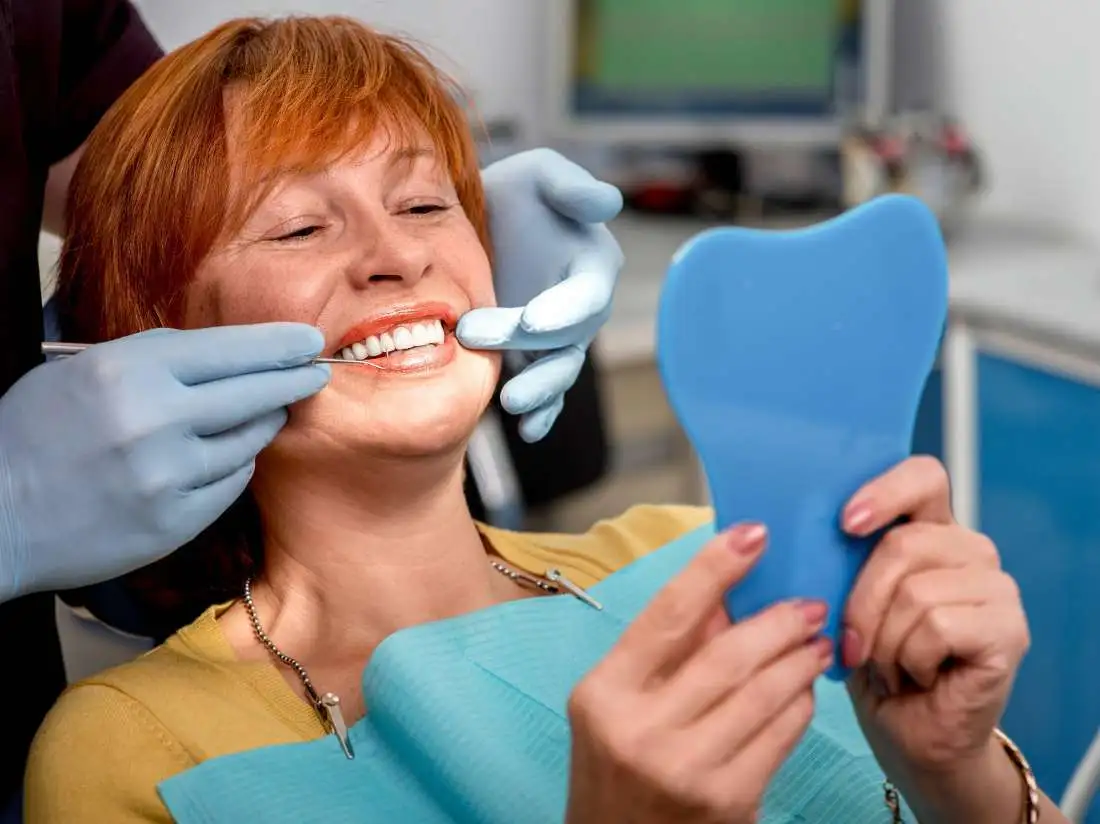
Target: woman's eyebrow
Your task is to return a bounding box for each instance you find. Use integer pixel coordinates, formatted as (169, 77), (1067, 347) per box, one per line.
(389, 146), (434, 165)
(385, 146), (438, 180)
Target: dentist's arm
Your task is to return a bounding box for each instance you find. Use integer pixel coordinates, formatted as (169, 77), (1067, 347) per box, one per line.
(458, 149), (624, 443)
(0, 323), (330, 604)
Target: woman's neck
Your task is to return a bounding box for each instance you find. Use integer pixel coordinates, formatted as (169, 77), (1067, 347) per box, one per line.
(233, 449), (519, 667)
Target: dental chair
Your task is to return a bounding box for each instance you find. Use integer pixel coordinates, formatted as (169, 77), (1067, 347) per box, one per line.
(1062, 727), (1100, 822)
(466, 409), (525, 530)
(54, 596), (154, 683)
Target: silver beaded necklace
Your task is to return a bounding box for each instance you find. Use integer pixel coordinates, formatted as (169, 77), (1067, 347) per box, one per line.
(243, 576), (356, 759)
(242, 561), (601, 761)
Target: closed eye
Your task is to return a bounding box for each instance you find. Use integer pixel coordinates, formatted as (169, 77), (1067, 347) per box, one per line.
(273, 225), (323, 241)
(406, 204), (451, 216)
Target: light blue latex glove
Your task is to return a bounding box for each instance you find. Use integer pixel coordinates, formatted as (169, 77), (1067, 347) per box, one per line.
(458, 148), (624, 443)
(0, 323), (330, 603)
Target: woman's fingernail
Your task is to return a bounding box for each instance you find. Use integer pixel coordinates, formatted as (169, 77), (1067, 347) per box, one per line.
(727, 523), (767, 555)
(844, 502), (874, 534)
(799, 600), (828, 630)
(842, 627), (864, 668)
(814, 637), (834, 667)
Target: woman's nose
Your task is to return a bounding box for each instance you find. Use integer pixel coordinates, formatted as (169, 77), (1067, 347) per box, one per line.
(348, 221), (431, 288)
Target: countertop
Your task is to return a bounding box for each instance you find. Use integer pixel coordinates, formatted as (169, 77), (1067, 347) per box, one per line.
(597, 212), (1100, 367)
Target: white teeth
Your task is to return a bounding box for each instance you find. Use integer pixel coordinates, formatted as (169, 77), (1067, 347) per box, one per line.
(337, 318), (446, 362)
(393, 327), (413, 349)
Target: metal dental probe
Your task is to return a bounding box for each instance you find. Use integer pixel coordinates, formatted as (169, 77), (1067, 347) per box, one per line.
(41, 341), (385, 368)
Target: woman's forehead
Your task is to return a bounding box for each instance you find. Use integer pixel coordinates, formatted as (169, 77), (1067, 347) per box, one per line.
(223, 90), (441, 174)
(218, 94), (451, 227)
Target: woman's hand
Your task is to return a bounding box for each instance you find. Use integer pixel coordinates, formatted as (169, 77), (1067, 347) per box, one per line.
(564, 524), (833, 824)
(840, 456), (1036, 822)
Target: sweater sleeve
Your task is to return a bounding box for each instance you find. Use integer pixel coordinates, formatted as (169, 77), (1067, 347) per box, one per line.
(24, 682), (193, 823)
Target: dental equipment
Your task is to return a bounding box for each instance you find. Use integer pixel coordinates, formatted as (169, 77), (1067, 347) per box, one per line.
(1061, 726), (1100, 822)
(41, 341), (384, 368)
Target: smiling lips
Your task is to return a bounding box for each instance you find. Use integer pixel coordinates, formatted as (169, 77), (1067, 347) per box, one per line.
(338, 318), (446, 361)
(334, 302), (459, 372)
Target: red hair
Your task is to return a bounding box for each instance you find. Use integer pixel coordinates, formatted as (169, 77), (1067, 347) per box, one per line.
(55, 17), (489, 632)
(58, 14), (488, 342)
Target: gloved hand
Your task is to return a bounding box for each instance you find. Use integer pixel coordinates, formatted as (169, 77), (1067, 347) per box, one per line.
(0, 323), (330, 603)
(458, 148), (624, 443)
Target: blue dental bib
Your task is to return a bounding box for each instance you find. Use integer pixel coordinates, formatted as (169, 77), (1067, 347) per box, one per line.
(159, 527), (912, 823)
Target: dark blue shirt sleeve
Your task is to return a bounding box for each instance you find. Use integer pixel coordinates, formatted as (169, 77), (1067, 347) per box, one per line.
(51, 0), (162, 161)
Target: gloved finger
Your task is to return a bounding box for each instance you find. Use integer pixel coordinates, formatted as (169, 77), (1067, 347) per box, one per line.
(178, 461), (257, 538)
(455, 306), (527, 349)
(519, 251), (618, 335)
(518, 396), (565, 444)
(500, 346), (586, 415)
(190, 409), (288, 489)
(535, 151), (624, 225)
(458, 305), (600, 353)
(187, 363), (330, 436)
(141, 323), (325, 385)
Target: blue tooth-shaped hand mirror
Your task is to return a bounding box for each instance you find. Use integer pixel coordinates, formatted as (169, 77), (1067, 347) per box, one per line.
(656, 194), (948, 680)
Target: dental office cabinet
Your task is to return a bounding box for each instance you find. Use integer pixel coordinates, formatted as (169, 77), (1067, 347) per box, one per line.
(943, 224), (1100, 822)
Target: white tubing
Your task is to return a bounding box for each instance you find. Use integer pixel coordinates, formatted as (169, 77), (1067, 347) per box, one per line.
(1061, 726), (1100, 822)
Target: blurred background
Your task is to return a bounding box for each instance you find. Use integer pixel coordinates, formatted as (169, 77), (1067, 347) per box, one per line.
(37, 1), (1100, 819)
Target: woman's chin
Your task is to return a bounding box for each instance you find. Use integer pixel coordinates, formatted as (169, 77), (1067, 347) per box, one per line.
(389, 397), (490, 453)
(271, 407), (482, 467)
(281, 359), (496, 461)
(272, 343), (498, 465)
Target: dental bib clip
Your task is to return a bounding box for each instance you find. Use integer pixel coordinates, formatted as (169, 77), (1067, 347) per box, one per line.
(656, 194), (948, 680)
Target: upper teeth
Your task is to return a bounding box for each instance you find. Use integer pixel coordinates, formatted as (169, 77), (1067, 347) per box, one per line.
(339, 319), (445, 361)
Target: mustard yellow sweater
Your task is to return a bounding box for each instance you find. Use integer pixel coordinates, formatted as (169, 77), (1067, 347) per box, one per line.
(25, 504), (711, 823)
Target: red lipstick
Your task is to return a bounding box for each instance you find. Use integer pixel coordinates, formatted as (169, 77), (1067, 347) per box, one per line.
(334, 301), (459, 352)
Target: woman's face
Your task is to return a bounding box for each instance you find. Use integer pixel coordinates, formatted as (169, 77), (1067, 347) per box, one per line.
(185, 125), (499, 462)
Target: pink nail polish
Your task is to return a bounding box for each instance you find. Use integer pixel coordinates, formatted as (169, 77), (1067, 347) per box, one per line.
(799, 600), (828, 629)
(842, 627), (864, 668)
(844, 503), (873, 533)
(727, 523), (767, 555)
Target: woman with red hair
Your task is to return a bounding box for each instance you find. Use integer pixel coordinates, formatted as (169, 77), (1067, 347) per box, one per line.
(0, 2), (621, 818)
(25, 15), (1063, 824)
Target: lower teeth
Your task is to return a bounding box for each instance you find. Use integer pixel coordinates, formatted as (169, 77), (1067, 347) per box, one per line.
(367, 343), (435, 361)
